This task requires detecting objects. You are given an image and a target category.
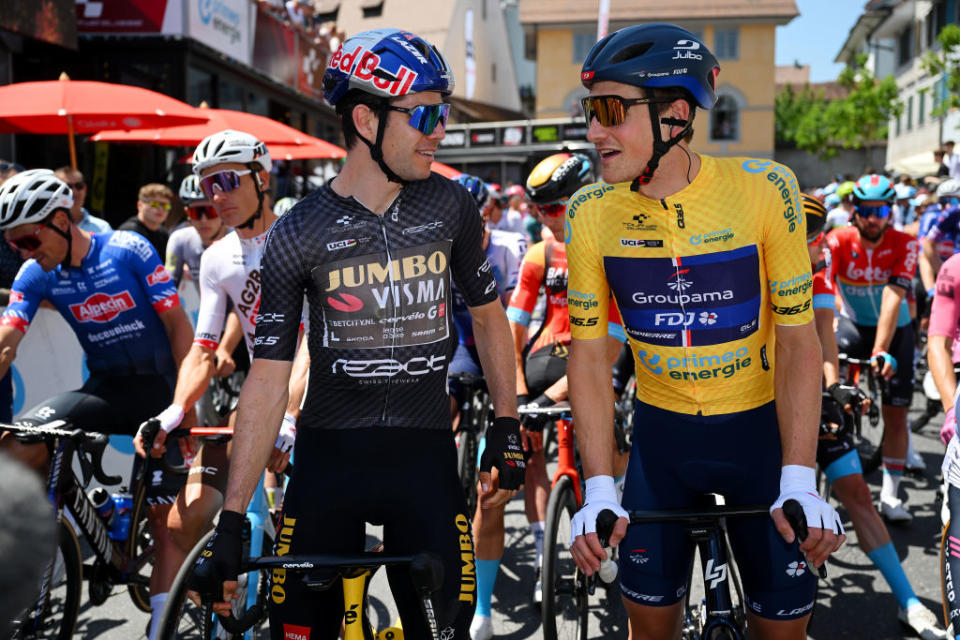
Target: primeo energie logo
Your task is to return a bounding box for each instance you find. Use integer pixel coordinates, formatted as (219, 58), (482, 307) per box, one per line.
(637, 346), (752, 380)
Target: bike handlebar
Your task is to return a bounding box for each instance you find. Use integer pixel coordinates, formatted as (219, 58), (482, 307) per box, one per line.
(3, 420), (122, 485)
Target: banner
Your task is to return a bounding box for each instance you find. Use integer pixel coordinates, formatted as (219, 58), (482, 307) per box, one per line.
(464, 9), (476, 100)
(252, 4), (297, 87)
(296, 31), (326, 99)
(76, 0), (174, 34)
(185, 0), (255, 65)
(0, 0), (77, 48)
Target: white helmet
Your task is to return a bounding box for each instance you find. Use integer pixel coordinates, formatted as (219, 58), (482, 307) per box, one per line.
(274, 197), (299, 216)
(937, 178), (960, 198)
(179, 175), (206, 204)
(0, 169), (73, 230)
(192, 129), (271, 175)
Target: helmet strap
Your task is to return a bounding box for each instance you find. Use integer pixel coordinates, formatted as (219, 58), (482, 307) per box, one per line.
(237, 162), (265, 231)
(356, 103), (409, 186)
(630, 90), (693, 192)
(49, 211), (73, 268)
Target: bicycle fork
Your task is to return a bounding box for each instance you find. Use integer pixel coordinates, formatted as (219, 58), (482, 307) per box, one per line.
(692, 522), (743, 637)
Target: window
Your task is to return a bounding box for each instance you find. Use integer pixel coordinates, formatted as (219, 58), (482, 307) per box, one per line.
(187, 66), (214, 107)
(361, 0), (383, 18)
(928, 1), (947, 47)
(897, 28), (912, 66)
(491, 62), (497, 83)
(572, 29), (595, 63)
(714, 27), (739, 60)
(895, 113), (901, 136)
(710, 94), (738, 141)
(524, 27), (536, 61)
(482, 0), (486, 20)
(907, 95), (913, 131)
(919, 91), (925, 126)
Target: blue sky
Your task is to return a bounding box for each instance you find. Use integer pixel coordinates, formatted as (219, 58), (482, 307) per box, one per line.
(776, 0), (867, 82)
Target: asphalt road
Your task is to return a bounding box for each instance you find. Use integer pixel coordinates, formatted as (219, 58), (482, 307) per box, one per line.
(70, 390), (948, 639)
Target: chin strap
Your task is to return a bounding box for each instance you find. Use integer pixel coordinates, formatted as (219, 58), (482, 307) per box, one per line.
(49, 215), (73, 268)
(630, 90), (694, 192)
(356, 102), (409, 186)
(237, 162), (266, 231)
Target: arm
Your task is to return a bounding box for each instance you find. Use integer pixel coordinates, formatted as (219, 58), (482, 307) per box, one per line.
(919, 238), (941, 292)
(222, 359), (293, 513)
(471, 300), (519, 420)
(928, 334), (956, 412)
(814, 308), (840, 387)
(285, 335), (310, 419)
(509, 320), (528, 396)
(159, 305), (194, 368)
(569, 336), (615, 479)
(775, 322), (822, 469)
(871, 284), (907, 377)
(0, 325), (25, 381)
(214, 310), (244, 377)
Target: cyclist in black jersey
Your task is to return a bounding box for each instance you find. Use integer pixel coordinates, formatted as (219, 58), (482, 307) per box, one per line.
(193, 29), (524, 639)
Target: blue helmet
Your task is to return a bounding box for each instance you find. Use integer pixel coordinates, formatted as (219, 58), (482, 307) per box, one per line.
(454, 174), (489, 210)
(581, 23), (720, 110)
(323, 29), (454, 107)
(852, 174), (896, 202)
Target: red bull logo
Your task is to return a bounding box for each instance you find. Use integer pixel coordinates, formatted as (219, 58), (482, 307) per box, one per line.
(329, 45), (419, 96)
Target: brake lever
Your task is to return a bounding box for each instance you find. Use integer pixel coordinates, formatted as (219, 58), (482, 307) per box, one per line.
(84, 432), (122, 486)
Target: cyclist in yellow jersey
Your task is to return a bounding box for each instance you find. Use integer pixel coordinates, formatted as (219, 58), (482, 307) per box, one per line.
(564, 23), (844, 640)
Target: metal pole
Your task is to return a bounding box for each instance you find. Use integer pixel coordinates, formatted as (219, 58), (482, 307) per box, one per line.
(597, 0), (610, 40)
(67, 114), (78, 170)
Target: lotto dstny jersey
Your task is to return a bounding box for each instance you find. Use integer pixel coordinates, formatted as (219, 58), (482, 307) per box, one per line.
(565, 156), (813, 416)
(825, 225), (917, 328)
(1, 231), (180, 377)
(253, 174), (499, 431)
(451, 228), (526, 346)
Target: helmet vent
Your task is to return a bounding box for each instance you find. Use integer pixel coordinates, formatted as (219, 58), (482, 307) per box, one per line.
(610, 42), (654, 64)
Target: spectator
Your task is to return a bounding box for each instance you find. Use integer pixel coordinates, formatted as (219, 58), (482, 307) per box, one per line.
(935, 149), (950, 178)
(0, 452), (56, 638)
(53, 167), (112, 234)
(945, 141), (960, 180)
(119, 183), (173, 259)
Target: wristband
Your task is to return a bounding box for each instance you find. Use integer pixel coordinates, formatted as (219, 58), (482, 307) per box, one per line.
(157, 404), (185, 433)
(927, 286), (937, 299)
(530, 393), (556, 409)
(281, 412), (297, 432)
(779, 464), (816, 495)
(584, 475), (618, 505)
(870, 350), (897, 372)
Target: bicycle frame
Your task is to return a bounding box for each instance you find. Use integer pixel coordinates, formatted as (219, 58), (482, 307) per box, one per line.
(553, 418), (582, 507)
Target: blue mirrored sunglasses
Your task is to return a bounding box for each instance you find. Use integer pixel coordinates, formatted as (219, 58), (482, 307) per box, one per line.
(855, 204), (891, 219)
(387, 103), (451, 135)
(943, 197), (960, 206)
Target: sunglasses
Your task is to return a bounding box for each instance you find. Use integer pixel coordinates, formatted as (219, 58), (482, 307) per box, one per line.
(199, 169), (252, 200)
(186, 205), (219, 220)
(536, 201), (567, 217)
(6, 224), (46, 253)
(807, 231), (824, 246)
(69, 181), (85, 191)
(943, 197), (960, 206)
(854, 204), (891, 219)
(142, 199), (172, 212)
(386, 103), (451, 135)
(581, 95), (679, 128)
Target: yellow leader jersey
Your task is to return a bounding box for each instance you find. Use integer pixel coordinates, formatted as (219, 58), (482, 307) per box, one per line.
(565, 155), (813, 415)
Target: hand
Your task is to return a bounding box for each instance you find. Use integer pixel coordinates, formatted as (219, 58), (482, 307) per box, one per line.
(769, 466), (845, 569)
(190, 510), (244, 615)
(519, 425), (542, 453)
(569, 476), (629, 576)
(268, 413), (297, 473)
(214, 350), (236, 378)
(135, 405), (185, 458)
(520, 393), (555, 434)
(478, 417), (524, 509)
(870, 350), (897, 380)
(941, 406), (957, 445)
(827, 382), (859, 413)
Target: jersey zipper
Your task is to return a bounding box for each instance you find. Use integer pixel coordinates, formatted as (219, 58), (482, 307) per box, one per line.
(377, 213), (395, 424)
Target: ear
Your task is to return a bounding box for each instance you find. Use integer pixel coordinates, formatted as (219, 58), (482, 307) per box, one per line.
(256, 168), (270, 191)
(53, 209), (71, 230)
(352, 103), (379, 142)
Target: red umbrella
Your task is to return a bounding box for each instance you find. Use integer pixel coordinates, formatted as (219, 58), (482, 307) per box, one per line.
(431, 161), (461, 179)
(0, 73), (208, 168)
(91, 107), (329, 147)
(267, 143), (345, 160)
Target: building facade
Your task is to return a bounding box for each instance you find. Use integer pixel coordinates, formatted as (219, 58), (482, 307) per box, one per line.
(518, 0), (799, 160)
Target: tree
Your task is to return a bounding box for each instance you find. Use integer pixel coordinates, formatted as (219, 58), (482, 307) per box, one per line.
(775, 54), (902, 159)
(922, 23), (960, 117)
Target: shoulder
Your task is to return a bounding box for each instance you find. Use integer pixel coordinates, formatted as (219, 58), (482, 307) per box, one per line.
(11, 259), (46, 287)
(566, 181), (621, 220)
(117, 216), (139, 230)
(105, 230), (158, 262)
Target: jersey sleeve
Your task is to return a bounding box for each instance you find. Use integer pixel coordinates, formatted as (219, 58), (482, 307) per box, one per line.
(929, 253), (960, 340)
(450, 191), (499, 308)
(926, 209), (952, 242)
(762, 166), (813, 325)
(889, 234), (919, 289)
(112, 231), (181, 315)
(502, 233), (526, 300)
(193, 249), (228, 350)
(565, 187), (610, 341)
(0, 261), (46, 333)
(254, 216), (308, 361)
(505, 242), (545, 327)
(165, 231), (186, 287)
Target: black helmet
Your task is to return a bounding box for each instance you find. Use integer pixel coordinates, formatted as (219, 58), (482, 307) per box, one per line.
(800, 193), (826, 240)
(581, 23), (719, 110)
(525, 153), (593, 204)
(581, 23), (720, 189)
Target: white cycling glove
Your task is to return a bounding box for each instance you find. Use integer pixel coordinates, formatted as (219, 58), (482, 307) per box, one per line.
(274, 413), (297, 454)
(770, 465), (845, 536)
(152, 404), (185, 434)
(570, 475), (628, 541)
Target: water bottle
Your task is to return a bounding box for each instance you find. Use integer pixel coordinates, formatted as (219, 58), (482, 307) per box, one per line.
(88, 487), (115, 528)
(109, 490), (133, 541)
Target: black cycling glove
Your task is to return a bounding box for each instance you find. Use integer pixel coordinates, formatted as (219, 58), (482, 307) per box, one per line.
(190, 510), (244, 602)
(827, 382), (859, 408)
(479, 417), (525, 490)
(521, 394), (555, 433)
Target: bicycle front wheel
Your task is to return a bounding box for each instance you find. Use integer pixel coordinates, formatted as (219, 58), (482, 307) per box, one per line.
(456, 427), (478, 516)
(12, 520), (82, 640)
(542, 475), (588, 640)
(126, 482), (154, 612)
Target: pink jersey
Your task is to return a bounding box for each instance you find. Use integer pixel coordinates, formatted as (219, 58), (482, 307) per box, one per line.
(930, 252), (960, 362)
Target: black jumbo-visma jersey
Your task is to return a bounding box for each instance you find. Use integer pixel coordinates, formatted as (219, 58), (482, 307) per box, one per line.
(255, 173), (498, 430)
